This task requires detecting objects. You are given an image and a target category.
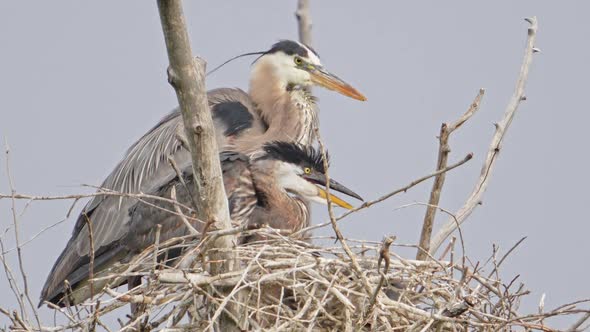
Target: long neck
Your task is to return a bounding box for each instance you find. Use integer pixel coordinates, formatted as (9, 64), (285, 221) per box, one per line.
(249, 165), (310, 234)
(242, 60), (318, 153)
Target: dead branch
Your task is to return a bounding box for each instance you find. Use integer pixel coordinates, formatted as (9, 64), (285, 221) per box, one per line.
(295, 0), (313, 46)
(416, 89), (485, 260)
(296, 152), (473, 237)
(4, 141), (41, 329)
(156, 0), (238, 329)
(429, 17), (540, 255)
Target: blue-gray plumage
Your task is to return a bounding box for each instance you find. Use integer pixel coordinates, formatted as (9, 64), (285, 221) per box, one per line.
(40, 40), (366, 306)
(212, 101), (255, 137)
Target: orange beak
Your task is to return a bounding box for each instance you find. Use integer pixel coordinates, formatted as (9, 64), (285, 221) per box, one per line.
(309, 67), (367, 101)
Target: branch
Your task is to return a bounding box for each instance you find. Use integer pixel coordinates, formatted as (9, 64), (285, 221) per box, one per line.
(314, 128), (373, 298)
(295, 0), (313, 46)
(566, 312), (590, 332)
(156, 1), (238, 329)
(429, 17), (539, 255)
(416, 89), (484, 260)
(4, 141), (40, 329)
(294, 152), (473, 237)
(156, 0), (233, 271)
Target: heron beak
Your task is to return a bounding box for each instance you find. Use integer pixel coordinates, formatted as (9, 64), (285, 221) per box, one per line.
(303, 173), (363, 210)
(317, 188), (354, 210)
(309, 66), (367, 101)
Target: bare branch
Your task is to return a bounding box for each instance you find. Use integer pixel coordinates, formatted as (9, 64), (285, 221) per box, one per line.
(416, 89), (484, 260)
(295, 152), (473, 237)
(156, 0), (232, 251)
(295, 0), (313, 46)
(170, 186), (199, 236)
(430, 17), (539, 255)
(156, 1), (238, 329)
(4, 140), (41, 329)
(314, 128), (373, 296)
(566, 312), (590, 332)
(82, 214), (95, 302)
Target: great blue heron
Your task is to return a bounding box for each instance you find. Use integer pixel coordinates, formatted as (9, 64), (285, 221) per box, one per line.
(41, 142), (362, 305)
(40, 40), (365, 306)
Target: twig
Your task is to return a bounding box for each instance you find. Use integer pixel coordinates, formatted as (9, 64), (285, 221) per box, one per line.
(2, 218), (68, 255)
(487, 236), (527, 278)
(0, 236), (27, 320)
(367, 236), (396, 315)
(295, 152), (473, 237)
(393, 201), (467, 265)
(82, 213), (95, 302)
(566, 312), (590, 332)
(416, 89), (484, 260)
(4, 140), (41, 329)
(0, 190), (203, 226)
(430, 17), (540, 255)
(153, 224), (162, 276)
(314, 129), (372, 293)
(170, 186), (199, 235)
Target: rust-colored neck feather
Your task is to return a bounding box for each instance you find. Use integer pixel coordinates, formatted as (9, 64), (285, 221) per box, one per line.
(249, 162), (310, 234)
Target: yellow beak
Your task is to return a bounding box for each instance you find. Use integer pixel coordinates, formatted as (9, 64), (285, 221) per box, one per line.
(318, 188), (354, 210)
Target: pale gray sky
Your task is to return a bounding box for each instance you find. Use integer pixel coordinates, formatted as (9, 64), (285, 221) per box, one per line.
(1, 1), (588, 329)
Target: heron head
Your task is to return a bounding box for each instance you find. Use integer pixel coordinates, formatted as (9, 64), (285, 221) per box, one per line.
(257, 142), (363, 209)
(253, 40), (367, 101)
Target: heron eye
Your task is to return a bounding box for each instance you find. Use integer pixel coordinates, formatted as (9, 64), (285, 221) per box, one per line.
(294, 57), (303, 65)
(304, 167), (311, 174)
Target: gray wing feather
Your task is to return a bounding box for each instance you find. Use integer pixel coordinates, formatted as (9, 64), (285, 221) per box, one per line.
(123, 151), (256, 256)
(41, 88), (259, 304)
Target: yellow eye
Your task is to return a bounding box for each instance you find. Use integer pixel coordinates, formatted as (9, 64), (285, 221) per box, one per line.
(294, 57), (303, 65)
(304, 167), (311, 174)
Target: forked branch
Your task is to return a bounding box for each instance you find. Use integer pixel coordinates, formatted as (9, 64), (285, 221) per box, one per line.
(416, 89), (485, 260)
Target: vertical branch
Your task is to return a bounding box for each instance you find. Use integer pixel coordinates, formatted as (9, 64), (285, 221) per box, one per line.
(295, 0), (313, 46)
(416, 89), (484, 260)
(430, 17), (539, 255)
(156, 0), (238, 330)
(83, 214), (95, 302)
(156, 0), (233, 269)
(4, 141), (40, 329)
(314, 128), (372, 297)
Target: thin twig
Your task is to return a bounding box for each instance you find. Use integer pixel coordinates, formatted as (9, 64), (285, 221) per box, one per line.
(566, 312), (590, 332)
(82, 213), (95, 302)
(294, 152), (473, 237)
(4, 140), (41, 329)
(314, 129), (372, 293)
(170, 186), (199, 235)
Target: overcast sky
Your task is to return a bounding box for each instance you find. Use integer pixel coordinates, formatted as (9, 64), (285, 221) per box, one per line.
(1, 1), (588, 329)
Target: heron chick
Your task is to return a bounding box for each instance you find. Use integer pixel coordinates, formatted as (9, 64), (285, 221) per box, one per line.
(40, 142), (362, 306)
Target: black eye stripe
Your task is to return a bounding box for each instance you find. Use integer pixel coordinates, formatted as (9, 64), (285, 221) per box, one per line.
(266, 40), (320, 59)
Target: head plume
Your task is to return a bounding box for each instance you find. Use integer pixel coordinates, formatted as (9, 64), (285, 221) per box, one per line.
(259, 141), (329, 173)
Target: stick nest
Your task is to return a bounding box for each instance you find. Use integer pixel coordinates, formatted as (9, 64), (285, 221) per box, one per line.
(15, 227), (582, 332)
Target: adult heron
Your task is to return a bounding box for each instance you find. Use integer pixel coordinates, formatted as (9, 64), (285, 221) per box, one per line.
(41, 142), (362, 305)
(40, 40), (365, 306)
